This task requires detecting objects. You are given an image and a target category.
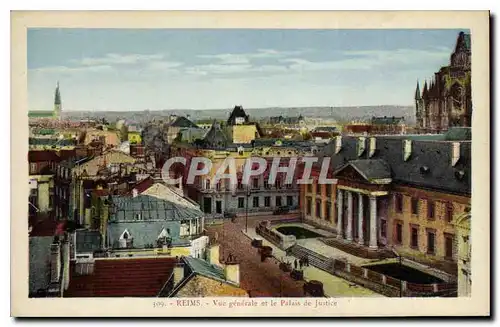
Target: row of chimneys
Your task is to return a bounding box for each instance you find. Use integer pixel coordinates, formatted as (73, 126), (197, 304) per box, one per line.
(334, 136), (462, 166)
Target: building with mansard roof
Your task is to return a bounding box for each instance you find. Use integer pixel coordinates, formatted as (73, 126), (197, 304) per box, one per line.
(300, 128), (471, 281)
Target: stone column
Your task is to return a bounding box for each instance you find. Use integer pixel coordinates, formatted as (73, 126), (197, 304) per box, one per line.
(358, 193), (364, 246)
(346, 191), (353, 242)
(336, 190), (343, 239)
(369, 195), (378, 249)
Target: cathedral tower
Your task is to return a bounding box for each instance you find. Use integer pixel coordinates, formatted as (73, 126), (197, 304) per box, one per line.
(54, 82), (62, 120)
(415, 81), (423, 129)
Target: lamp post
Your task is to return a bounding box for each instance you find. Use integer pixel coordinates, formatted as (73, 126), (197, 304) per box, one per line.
(245, 185), (251, 233)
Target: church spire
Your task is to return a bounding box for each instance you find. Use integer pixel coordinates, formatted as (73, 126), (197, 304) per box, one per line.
(415, 80), (421, 100)
(422, 80), (428, 97)
(54, 81), (61, 105)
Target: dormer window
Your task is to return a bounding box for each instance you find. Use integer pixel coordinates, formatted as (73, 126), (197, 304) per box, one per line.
(420, 166), (430, 174)
(455, 170), (466, 180)
(119, 229), (133, 249)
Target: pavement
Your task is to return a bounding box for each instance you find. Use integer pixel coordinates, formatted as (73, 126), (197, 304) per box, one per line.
(206, 213), (382, 298)
(242, 225), (381, 298)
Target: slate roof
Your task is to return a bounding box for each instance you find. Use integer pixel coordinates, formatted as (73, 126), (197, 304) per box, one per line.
(29, 137), (77, 147)
(183, 256), (227, 282)
(29, 236), (54, 295)
(75, 230), (102, 254)
(109, 194), (204, 222)
(169, 116), (199, 128)
(444, 127), (472, 141)
(253, 138), (316, 149)
(106, 221), (182, 249)
(162, 256), (245, 297)
(203, 122), (229, 148)
(335, 159), (392, 181)
(269, 116), (304, 125)
(64, 257), (179, 297)
(371, 116), (405, 125)
(320, 135), (471, 195)
(227, 106), (249, 125)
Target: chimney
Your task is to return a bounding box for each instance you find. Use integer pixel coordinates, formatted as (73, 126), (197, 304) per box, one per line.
(357, 137), (366, 157)
(50, 242), (61, 283)
(173, 263), (185, 287)
(208, 243), (221, 267)
(224, 257), (240, 286)
(369, 137), (377, 158)
(403, 140), (412, 161)
(132, 188), (138, 197)
(62, 240), (70, 291)
(451, 142), (461, 166)
(335, 136), (342, 154)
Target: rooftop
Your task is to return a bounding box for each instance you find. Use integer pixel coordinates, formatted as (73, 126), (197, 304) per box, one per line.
(65, 257), (179, 297)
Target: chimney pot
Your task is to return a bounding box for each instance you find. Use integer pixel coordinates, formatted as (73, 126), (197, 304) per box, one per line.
(451, 142), (461, 166)
(403, 140), (412, 161)
(335, 136), (342, 154)
(224, 261), (241, 286)
(173, 263), (185, 287)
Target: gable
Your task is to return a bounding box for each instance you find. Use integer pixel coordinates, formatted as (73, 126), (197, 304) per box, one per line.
(335, 165), (366, 182)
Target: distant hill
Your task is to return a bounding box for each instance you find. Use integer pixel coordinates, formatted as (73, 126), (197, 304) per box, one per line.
(62, 105), (416, 125)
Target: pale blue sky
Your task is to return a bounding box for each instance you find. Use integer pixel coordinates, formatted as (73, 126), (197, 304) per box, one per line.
(28, 28), (468, 111)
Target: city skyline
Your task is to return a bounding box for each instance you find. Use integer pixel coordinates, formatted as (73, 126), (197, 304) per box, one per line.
(28, 28), (467, 112)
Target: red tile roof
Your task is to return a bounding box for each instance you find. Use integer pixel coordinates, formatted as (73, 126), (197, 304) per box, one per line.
(28, 150), (61, 163)
(127, 177), (155, 195)
(29, 214), (58, 237)
(65, 257), (178, 297)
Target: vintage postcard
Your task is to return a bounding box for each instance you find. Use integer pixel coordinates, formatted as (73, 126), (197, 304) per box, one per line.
(11, 11), (490, 317)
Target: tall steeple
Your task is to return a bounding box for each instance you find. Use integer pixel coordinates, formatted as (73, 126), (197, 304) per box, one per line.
(54, 81), (61, 105)
(54, 81), (62, 120)
(414, 81), (421, 100)
(422, 80), (428, 98)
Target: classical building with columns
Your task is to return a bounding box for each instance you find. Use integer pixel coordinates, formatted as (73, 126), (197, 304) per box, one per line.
(300, 128), (471, 274)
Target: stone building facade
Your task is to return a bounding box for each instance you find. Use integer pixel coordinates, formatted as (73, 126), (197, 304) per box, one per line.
(415, 31), (472, 133)
(301, 130), (471, 277)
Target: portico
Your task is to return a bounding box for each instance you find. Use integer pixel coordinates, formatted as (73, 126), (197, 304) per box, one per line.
(333, 159), (392, 251)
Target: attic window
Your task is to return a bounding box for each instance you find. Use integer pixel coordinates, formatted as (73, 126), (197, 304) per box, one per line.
(455, 170), (466, 180)
(420, 166), (430, 174)
(120, 229), (131, 240)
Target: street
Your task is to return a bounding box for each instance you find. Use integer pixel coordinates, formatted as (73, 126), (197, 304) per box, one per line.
(205, 213), (306, 297)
